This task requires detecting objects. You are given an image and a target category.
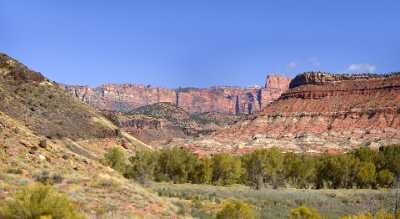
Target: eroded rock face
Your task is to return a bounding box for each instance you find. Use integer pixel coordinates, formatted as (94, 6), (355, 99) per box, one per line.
(62, 74), (291, 114)
(188, 72), (400, 154)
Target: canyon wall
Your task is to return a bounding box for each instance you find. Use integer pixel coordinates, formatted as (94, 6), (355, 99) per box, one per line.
(61, 75), (291, 114)
(188, 72), (400, 154)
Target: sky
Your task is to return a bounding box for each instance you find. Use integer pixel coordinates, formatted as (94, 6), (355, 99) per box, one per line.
(1, 0), (400, 88)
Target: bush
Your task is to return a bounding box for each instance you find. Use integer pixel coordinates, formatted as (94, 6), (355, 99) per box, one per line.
(289, 206), (322, 219)
(0, 183), (85, 219)
(34, 171), (64, 185)
(216, 199), (259, 219)
(103, 147), (126, 173)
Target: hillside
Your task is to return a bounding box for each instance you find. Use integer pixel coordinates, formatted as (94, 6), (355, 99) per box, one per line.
(0, 53), (180, 218)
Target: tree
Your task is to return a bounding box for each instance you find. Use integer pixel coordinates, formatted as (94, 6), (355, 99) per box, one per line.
(126, 149), (158, 184)
(376, 169), (394, 188)
(378, 145), (400, 177)
(316, 154), (358, 189)
(242, 148), (285, 189)
(216, 199), (259, 219)
(284, 153), (316, 189)
(352, 147), (378, 163)
(191, 157), (213, 184)
(211, 154), (242, 185)
(355, 162), (376, 188)
(155, 147), (197, 183)
(289, 206), (322, 219)
(0, 184), (85, 219)
(103, 147), (126, 173)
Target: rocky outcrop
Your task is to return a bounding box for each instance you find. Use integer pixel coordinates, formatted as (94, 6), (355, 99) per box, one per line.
(185, 72), (400, 154)
(101, 102), (245, 144)
(62, 75), (291, 114)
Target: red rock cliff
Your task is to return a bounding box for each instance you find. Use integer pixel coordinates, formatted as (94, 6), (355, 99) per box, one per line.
(62, 74), (291, 114)
(207, 72), (400, 153)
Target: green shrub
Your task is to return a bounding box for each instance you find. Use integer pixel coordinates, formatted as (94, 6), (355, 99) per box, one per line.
(0, 183), (85, 219)
(289, 206), (322, 219)
(216, 199), (259, 219)
(103, 147), (126, 173)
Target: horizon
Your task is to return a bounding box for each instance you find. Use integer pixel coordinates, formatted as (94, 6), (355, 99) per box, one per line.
(1, 0), (400, 88)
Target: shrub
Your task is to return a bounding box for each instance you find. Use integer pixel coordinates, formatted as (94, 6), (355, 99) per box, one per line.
(216, 199), (259, 219)
(289, 206), (322, 219)
(34, 171), (64, 185)
(103, 147), (126, 173)
(0, 183), (85, 219)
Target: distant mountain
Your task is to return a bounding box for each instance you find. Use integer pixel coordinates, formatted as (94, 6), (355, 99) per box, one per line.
(62, 75), (291, 115)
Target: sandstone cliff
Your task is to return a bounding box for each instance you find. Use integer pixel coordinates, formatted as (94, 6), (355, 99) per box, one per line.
(184, 72), (400, 154)
(62, 75), (291, 114)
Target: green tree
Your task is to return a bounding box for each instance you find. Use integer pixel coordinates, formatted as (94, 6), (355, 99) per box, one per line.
(378, 145), (400, 177)
(242, 148), (285, 189)
(211, 154), (242, 185)
(191, 157), (213, 184)
(155, 147), (197, 183)
(289, 206), (322, 219)
(355, 162), (376, 188)
(126, 149), (158, 184)
(103, 147), (126, 173)
(352, 147), (378, 163)
(316, 154), (358, 189)
(216, 199), (259, 219)
(0, 184), (85, 219)
(376, 169), (394, 188)
(284, 153), (316, 189)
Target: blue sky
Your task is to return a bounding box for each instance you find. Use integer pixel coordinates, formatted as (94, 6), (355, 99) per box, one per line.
(1, 0), (399, 88)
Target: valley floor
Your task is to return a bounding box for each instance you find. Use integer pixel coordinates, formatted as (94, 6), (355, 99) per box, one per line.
(150, 182), (397, 219)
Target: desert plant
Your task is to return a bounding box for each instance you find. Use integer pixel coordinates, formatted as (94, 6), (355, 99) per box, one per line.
(216, 198), (259, 219)
(0, 183), (85, 219)
(289, 206), (322, 219)
(34, 171), (64, 185)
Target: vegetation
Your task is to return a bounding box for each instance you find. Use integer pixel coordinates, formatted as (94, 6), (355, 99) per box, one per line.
(152, 183), (397, 219)
(0, 184), (85, 219)
(289, 206), (322, 219)
(110, 145), (400, 190)
(103, 147), (126, 173)
(216, 198), (259, 219)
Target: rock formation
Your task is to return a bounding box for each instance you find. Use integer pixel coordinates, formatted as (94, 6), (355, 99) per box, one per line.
(61, 75), (291, 114)
(184, 72), (400, 154)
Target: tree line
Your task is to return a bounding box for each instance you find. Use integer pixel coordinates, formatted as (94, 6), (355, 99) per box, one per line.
(104, 144), (400, 189)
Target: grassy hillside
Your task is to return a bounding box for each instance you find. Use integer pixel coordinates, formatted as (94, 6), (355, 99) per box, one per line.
(0, 53), (179, 218)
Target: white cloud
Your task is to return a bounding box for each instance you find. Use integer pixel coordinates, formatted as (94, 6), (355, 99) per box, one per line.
(347, 64), (376, 73)
(286, 61), (297, 70)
